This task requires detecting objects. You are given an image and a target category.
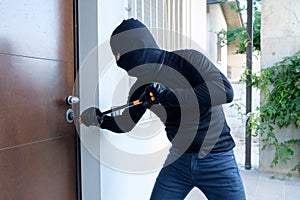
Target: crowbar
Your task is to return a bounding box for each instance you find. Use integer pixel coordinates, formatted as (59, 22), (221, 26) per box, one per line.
(79, 92), (155, 125)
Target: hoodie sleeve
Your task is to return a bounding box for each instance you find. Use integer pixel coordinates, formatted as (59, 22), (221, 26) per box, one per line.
(160, 51), (234, 108)
(168, 72), (234, 107)
(100, 83), (147, 133)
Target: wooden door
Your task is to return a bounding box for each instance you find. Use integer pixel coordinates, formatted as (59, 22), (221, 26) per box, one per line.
(0, 0), (78, 199)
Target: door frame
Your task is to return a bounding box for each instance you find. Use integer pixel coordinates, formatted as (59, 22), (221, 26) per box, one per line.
(73, 0), (82, 199)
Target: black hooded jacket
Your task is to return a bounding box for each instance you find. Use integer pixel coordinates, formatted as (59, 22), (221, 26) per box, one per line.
(101, 19), (235, 154)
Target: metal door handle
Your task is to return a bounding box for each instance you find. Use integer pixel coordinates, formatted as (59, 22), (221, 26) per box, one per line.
(66, 96), (80, 105)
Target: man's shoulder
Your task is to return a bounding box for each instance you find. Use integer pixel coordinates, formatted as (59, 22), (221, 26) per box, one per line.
(170, 49), (207, 60)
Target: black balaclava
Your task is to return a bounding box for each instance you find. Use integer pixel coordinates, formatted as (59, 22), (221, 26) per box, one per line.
(110, 19), (165, 81)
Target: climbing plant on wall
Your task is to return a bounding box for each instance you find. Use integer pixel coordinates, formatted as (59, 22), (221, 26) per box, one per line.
(241, 51), (300, 175)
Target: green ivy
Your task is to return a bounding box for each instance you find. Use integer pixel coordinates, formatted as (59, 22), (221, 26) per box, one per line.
(217, 0), (261, 53)
(241, 51), (300, 174)
(217, 27), (247, 54)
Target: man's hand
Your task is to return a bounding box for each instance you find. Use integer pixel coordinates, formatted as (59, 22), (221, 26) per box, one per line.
(139, 82), (171, 107)
(80, 107), (103, 127)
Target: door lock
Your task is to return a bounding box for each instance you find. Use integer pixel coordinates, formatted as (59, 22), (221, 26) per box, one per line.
(66, 96), (80, 105)
(66, 109), (75, 123)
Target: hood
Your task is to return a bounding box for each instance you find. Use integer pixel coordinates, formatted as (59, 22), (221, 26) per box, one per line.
(110, 18), (165, 81)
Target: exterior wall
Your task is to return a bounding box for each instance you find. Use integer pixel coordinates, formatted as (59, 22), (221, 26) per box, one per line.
(206, 4), (228, 74)
(190, 0), (207, 51)
(97, 1), (147, 200)
(227, 51), (260, 80)
(260, 0), (300, 173)
(80, 1), (233, 199)
(227, 53), (246, 80)
(96, 1), (207, 200)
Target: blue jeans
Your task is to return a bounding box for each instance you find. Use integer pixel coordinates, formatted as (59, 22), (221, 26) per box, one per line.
(150, 148), (246, 200)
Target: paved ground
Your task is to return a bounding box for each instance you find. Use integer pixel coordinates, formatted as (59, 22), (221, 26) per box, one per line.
(184, 140), (300, 200)
(240, 169), (300, 200)
(185, 169), (300, 200)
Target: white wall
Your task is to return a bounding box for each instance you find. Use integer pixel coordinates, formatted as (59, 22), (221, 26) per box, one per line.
(96, 0), (209, 199)
(206, 4), (228, 75)
(79, 0), (211, 199)
(97, 0), (170, 199)
(190, 0), (207, 51)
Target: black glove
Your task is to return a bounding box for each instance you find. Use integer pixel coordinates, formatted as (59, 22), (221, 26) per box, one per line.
(80, 107), (103, 127)
(139, 82), (170, 107)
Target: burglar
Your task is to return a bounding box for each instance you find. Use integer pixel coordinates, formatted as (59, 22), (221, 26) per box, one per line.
(80, 18), (246, 200)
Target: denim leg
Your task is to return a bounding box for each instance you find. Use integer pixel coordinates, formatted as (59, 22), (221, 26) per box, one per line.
(193, 150), (246, 200)
(150, 151), (194, 200)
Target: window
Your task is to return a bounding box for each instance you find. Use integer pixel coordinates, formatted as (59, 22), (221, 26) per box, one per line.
(127, 0), (193, 50)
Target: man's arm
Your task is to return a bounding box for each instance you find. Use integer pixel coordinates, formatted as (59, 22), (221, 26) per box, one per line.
(100, 83), (147, 133)
(100, 104), (146, 133)
(170, 72), (234, 107)
(143, 51), (234, 108)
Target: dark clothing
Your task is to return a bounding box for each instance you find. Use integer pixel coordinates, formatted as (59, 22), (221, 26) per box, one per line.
(101, 19), (235, 154)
